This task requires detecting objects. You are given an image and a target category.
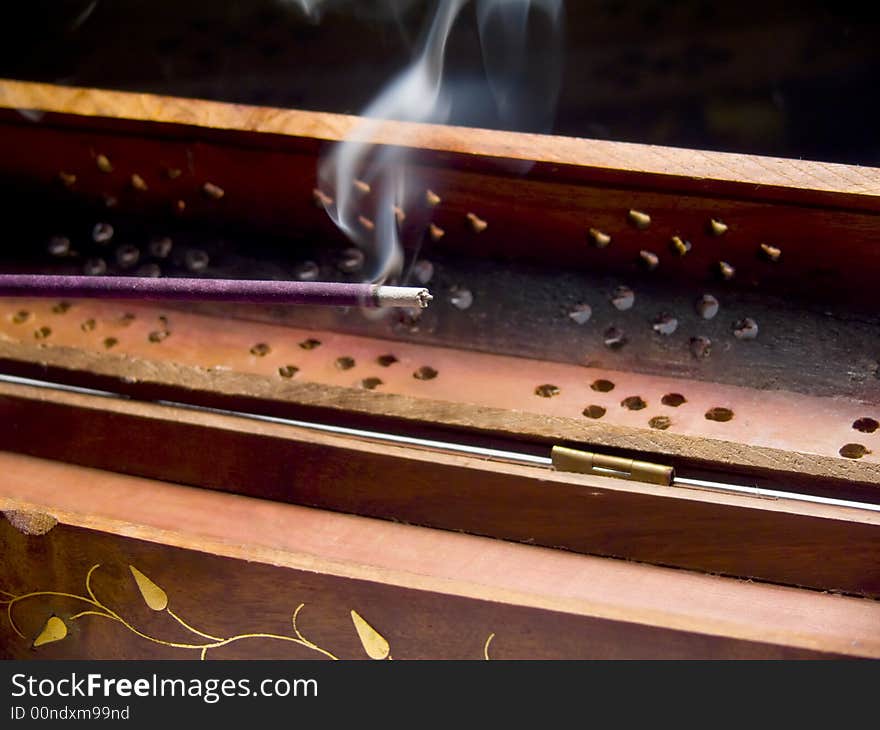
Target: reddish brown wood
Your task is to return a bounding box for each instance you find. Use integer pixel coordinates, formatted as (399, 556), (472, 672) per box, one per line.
(1, 80), (879, 307)
(0, 79), (878, 638)
(1, 381), (878, 598)
(2, 79), (878, 205)
(0, 303), (877, 497)
(2, 453), (878, 659)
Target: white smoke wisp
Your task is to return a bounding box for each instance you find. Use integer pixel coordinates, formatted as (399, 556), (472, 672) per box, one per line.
(281, 0), (422, 23)
(476, 0), (564, 132)
(311, 0), (564, 284)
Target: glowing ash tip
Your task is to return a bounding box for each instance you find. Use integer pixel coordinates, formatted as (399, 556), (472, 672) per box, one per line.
(373, 285), (433, 309)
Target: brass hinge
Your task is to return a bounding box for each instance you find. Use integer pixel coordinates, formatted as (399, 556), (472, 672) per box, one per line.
(551, 445), (674, 486)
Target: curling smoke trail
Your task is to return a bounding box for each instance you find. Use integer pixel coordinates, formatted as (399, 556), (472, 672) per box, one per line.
(300, 0), (563, 283)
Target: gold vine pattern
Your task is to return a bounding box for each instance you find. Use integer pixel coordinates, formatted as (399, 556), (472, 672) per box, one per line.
(1, 563), (496, 660)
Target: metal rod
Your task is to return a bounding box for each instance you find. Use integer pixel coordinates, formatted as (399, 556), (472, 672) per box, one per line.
(0, 275), (432, 309)
(673, 476), (880, 511)
(0, 372), (878, 513)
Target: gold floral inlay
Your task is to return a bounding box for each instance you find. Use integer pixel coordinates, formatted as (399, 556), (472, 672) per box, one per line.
(1, 563), (496, 659)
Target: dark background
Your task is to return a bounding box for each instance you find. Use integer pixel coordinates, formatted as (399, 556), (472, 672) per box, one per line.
(0, 0), (878, 165)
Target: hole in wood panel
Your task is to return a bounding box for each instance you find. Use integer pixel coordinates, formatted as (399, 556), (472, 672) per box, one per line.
(92, 222), (113, 243)
(46, 236), (70, 256)
(466, 212), (487, 233)
(150, 236), (173, 258)
(708, 218), (728, 236)
(335, 356), (356, 371)
(299, 338), (321, 350)
(590, 378), (614, 393)
(591, 379), (615, 392)
(583, 405), (606, 419)
(201, 182), (224, 200)
(115, 244), (140, 269)
(34, 326), (51, 339)
(81, 318), (96, 332)
(759, 243), (782, 262)
(338, 247), (364, 274)
(852, 418), (879, 433)
(621, 396), (646, 410)
(278, 365), (299, 378)
(717, 261), (735, 280)
(51, 302), (71, 314)
(705, 407), (734, 422)
(733, 318), (759, 340)
(669, 236), (691, 256)
(690, 336), (712, 359)
(535, 384), (560, 398)
(450, 287), (474, 310)
(661, 393), (687, 407)
(394, 309), (423, 334)
(412, 259), (435, 283)
(638, 250), (659, 271)
(568, 303), (592, 324)
(377, 354), (398, 367)
(840, 443), (869, 459)
(250, 343), (271, 357)
(652, 313), (678, 335)
(11, 310), (30, 324)
(361, 377), (383, 390)
(627, 209), (650, 230)
(138, 265), (161, 282)
(604, 327), (627, 349)
(83, 257), (107, 276)
(103, 337), (118, 349)
(149, 330), (170, 343)
(695, 294), (719, 320)
(588, 228), (610, 248)
(414, 366), (438, 381)
(610, 286), (634, 311)
(649, 415), (671, 430)
(185, 249), (210, 272)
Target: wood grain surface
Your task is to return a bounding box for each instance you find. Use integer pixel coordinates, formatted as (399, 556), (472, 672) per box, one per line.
(2, 80), (880, 308)
(0, 329), (878, 497)
(1, 79), (879, 206)
(0, 78), (878, 610)
(1, 452), (879, 659)
(1, 380), (878, 598)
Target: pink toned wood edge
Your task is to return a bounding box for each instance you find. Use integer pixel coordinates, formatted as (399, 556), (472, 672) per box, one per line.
(1, 450), (878, 658)
(1, 78), (879, 202)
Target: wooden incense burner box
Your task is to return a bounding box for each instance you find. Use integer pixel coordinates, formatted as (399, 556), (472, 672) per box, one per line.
(0, 79), (878, 659)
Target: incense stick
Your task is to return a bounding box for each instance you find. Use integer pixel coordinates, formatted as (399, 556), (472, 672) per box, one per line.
(0, 275), (433, 309)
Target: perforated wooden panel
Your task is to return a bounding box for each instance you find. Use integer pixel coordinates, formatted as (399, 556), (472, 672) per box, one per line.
(1, 297), (875, 468)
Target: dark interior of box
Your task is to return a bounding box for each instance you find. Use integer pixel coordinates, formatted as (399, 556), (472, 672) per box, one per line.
(1, 0), (879, 166)
(1, 110), (878, 397)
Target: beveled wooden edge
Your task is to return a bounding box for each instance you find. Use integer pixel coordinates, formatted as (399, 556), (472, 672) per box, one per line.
(2, 379), (879, 599)
(1, 450), (879, 658)
(1, 378), (875, 527)
(1, 78), (879, 206)
(0, 376), (880, 528)
(1, 337), (878, 493)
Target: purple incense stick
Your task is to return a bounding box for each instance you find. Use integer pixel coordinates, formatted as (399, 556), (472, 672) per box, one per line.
(0, 275), (432, 309)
